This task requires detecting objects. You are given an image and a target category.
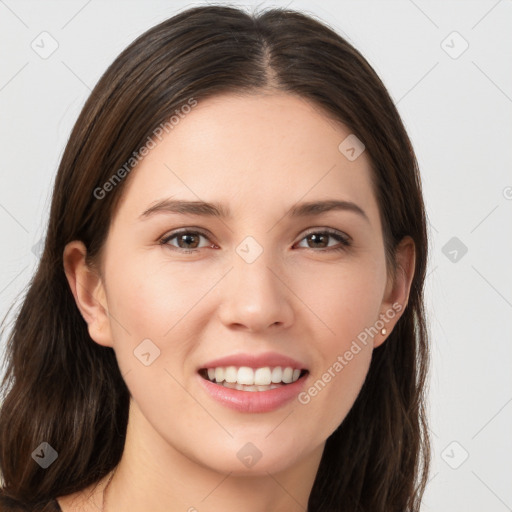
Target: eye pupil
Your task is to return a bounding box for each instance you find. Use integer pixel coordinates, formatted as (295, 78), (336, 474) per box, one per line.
(179, 233), (199, 248)
(308, 233), (328, 248)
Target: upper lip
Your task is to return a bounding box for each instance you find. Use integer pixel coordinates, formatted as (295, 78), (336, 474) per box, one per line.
(199, 352), (308, 370)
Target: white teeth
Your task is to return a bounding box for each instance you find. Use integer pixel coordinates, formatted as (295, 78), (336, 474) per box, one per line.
(271, 367), (282, 383)
(237, 367), (254, 385)
(224, 366), (237, 383)
(254, 367), (272, 386)
(214, 367), (224, 383)
(204, 365), (304, 386)
(282, 367), (293, 383)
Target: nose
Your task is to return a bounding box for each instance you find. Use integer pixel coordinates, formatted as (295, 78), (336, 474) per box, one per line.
(217, 248), (294, 333)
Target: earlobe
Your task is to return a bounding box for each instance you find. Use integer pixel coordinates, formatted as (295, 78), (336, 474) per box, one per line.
(374, 236), (416, 348)
(62, 240), (113, 347)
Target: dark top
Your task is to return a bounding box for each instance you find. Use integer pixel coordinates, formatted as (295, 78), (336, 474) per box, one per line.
(0, 495), (61, 511)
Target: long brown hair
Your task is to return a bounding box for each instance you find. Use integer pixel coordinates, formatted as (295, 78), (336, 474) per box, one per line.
(0, 5), (430, 511)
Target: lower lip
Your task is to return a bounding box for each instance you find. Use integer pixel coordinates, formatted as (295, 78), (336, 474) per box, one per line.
(197, 373), (309, 413)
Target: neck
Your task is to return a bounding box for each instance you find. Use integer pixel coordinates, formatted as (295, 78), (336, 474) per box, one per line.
(106, 399), (323, 512)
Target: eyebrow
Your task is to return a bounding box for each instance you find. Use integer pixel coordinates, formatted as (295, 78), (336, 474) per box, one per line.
(139, 198), (369, 222)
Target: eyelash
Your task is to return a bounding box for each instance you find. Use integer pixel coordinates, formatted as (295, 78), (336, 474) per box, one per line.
(159, 228), (352, 254)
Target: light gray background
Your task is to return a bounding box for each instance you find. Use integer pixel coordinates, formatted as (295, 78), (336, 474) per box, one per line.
(1, 0), (511, 510)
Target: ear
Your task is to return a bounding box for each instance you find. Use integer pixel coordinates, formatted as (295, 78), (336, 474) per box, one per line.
(374, 236), (416, 348)
(62, 240), (113, 347)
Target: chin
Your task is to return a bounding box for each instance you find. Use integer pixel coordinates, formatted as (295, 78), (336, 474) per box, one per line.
(189, 435), (314, 477)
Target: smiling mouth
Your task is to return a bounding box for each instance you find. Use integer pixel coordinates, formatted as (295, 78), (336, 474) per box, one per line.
(198, 366), (309, 392)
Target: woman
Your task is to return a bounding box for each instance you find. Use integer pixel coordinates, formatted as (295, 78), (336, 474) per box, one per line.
(0, 5), (430, 511)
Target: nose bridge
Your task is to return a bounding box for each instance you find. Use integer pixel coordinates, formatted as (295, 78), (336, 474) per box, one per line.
(218, 234), (293, 331)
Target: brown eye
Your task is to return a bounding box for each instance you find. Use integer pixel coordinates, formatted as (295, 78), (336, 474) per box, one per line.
(161, 230), (211, 252)
(296, 230), (351, 252)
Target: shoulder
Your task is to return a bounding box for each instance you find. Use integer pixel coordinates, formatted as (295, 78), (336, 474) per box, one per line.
(0, 494), (61, 512)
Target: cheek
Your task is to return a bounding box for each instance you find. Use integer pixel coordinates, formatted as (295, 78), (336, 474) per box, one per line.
(295, 254), (386, 340)
(299, 340), (373, 446)
(298, 345), (372, 430)
(103, 256), (214, 445)
(106, 249), (215, 331)
(103, 254), (210, 372)
(293, 259), (384, 438)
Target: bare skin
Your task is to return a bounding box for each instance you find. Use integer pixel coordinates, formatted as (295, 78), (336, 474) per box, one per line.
(60, 91), (415, 511)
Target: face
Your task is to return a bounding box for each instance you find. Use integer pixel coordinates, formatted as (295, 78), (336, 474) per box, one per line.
(66, 92), (411, 477)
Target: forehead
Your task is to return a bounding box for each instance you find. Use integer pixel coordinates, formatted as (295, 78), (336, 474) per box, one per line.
(113, 92), (379, 225)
